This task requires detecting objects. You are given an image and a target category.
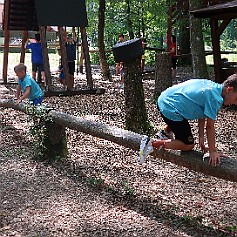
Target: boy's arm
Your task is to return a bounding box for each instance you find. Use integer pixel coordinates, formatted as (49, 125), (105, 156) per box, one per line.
(16, 85), (21, 99)
(15, 86), (30, 105)
(198, 118), (207, 153)
(206, 118), (219, 166)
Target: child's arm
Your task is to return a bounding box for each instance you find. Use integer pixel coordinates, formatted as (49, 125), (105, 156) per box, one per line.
(206, 118), (220, 166)
(16, 85), (21, 99)
(198, 118), (208, 153)
(15, 86), (31, 105)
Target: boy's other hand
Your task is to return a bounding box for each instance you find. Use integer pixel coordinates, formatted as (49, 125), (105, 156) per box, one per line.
(199, 137), (209, 153)
(15, 98), (22, 105)
(209, 151), (228, 166)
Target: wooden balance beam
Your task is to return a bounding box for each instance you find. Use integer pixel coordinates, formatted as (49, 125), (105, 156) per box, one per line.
(1, 98), (237, 183)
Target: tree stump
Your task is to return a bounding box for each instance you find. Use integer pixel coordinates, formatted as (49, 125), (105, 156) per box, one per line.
(43, 121), (67, 161)
(123, 58), (152, 134)
(113, 39), (152, 135)
(154, 53), (172, 101)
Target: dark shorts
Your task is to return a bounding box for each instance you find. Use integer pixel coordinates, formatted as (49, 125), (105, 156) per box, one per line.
(160, 112), (194, 145)
(68, 61), (75, 75)
(171, 57), (177, 69)
(31, 96), (44, 106)
(32, 63), (44, 72)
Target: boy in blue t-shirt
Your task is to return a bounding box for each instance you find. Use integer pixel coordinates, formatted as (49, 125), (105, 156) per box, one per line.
(139, 75), (237, 166)
(26, 33), (46, 86)
(14, 63), (44, 106)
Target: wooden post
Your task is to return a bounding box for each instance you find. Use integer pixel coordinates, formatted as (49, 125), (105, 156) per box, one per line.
(2, 0), (10, 84)
(39, 26), (52, 88)
(80, 27), (93, 89)
(20, 31), (28, 63)
(58, 26), (70, 90)
(210, 18), (222, 83)
(154, 52), (172, 100)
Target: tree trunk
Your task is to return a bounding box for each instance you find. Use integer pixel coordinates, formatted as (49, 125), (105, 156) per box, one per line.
(178, 18), (191, 66)
(125, 0), (135, 39)
(154, 53), (172, 101)
(124, 58), (151, 135)
(98, 0), (112, 81)
(43, 121), (67, 161)
(189, 0), (209, 78)
(39, 26), (52, 88)
(80, 27), (93, 89)
(1, 98), (237, 183)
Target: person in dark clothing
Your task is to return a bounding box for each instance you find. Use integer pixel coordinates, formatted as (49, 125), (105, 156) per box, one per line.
(65, 28), (77, 90)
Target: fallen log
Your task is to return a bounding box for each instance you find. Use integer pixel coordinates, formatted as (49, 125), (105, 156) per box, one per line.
(1, 99), (237, 182)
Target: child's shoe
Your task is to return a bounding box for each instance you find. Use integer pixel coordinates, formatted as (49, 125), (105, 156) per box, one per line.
(138, 135), (154, 164)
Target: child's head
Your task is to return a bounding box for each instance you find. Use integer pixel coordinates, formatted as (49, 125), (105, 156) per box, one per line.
(222, 74), (237, 106)
(35, 33), (40, 42)
(67, 34), (73, 43)
(118, 34), (124, 42)
(14, 63), (27, 79)
(171, 35), (176, 43)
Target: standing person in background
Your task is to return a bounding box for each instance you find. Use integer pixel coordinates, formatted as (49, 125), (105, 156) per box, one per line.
(141, 38), (146, 72)
(170, 34), (178, 82)
(115, 34), (125, 87)
(26, 33), (46, 87)
(65, 27), (77, 90)
(115, 34), (124, 76)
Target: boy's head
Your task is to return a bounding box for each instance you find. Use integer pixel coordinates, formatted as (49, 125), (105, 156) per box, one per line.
(222, 74), (237, 106)
(14, 63), (27, 79)
(35, 33), (40, 42)
(67, 34), (73, 43)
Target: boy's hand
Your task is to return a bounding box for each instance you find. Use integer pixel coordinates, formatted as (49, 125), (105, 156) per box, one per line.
(199, 136), (209, 153)
(208, 151), (228, 166)
(15, 98), (22, 105)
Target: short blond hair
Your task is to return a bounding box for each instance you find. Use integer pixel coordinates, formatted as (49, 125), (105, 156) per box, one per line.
(14, 63), (27, 73)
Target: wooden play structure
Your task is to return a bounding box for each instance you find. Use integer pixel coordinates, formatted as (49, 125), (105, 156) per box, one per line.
(2, 0), (104, 95)
(168, 0), (237, 83)
(191, 0), (237, 83)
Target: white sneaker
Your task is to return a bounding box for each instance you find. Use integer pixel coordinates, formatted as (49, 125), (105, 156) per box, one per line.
(138, 135), (154, 164)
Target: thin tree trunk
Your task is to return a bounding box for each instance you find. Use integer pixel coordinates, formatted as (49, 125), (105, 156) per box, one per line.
(154, 53), (172, 100)
(189, 0), (209, 78)
(98, 0), (111, 81)
(178, 17), (191, 66)
(125, 0), (135, 39)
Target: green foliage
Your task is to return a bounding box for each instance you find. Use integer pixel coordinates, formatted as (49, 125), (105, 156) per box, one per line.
(86, 0), (168, 49)
(25, 103), (52, 160)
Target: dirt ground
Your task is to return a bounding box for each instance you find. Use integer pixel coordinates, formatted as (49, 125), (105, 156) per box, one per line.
(0, 66), (237, 237)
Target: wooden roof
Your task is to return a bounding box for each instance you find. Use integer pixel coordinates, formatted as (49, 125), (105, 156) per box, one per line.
(191, 0), (237, 18)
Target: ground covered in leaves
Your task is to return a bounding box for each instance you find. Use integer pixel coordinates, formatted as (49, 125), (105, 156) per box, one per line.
(0, 67), (237, 237)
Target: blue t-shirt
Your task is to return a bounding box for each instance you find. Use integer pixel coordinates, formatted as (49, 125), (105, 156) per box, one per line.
(26, 43), (43, 64)
(18, 74), (44, 101)
(158, 79), (223, 121)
